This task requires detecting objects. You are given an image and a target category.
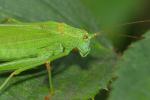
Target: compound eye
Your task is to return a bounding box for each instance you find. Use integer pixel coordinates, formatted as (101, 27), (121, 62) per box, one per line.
(85, 30), (88, 32)
(83, 35), (88, 41)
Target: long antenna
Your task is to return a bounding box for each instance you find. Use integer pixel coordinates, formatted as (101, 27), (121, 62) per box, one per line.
(91, 20), (150, 39)
(95, 34), (143, 39)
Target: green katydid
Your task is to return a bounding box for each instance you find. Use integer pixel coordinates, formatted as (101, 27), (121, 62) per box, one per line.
(0, 18), (149, 100)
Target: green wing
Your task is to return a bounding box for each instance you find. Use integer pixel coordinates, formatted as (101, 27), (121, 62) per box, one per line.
(0, 21), (63, 60)
(0, 21), (61, 49)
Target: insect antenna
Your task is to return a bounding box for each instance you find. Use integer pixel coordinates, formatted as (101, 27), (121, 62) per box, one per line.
(91, 20), (150, 39)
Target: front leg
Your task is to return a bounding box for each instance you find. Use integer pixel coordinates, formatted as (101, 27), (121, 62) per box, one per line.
(44, 50), (70, 100)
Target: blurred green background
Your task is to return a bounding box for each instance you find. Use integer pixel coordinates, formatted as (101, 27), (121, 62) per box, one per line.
(80, 0), (150, 52)
(80, 0), (150, 99)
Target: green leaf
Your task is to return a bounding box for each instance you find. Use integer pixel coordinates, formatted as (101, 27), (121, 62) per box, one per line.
(109, 31), (150, 100)
(0, 0), (118, 100)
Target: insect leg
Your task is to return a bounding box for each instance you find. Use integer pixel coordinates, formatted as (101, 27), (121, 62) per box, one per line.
(0, 18), (22, 24)
(44, 50), (70, 100)
(0, 57), (47, 90)
(44, 60), (53, 99)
